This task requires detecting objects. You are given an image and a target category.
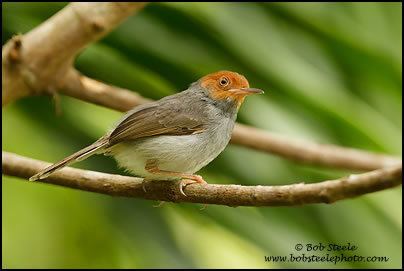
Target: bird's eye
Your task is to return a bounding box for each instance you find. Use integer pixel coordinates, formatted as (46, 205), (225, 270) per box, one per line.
(219, 77), (230, 87)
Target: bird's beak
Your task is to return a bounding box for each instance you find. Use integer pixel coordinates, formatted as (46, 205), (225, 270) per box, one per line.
(228, 88), (264, 96)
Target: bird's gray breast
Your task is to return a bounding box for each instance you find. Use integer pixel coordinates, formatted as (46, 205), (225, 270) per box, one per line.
(182, 102), (236, 171)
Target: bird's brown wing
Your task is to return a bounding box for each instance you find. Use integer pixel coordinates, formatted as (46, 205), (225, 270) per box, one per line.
(108, 104), (206, 145)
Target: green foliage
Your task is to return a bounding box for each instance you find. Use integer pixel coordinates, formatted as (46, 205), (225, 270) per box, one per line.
(2, 2), (402, 268)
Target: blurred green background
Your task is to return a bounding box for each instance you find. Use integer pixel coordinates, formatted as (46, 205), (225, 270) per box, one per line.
(2, 2), (402, 268)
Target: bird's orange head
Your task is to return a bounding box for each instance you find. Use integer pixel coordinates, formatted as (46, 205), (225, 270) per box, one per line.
(199, 71), (263, 107)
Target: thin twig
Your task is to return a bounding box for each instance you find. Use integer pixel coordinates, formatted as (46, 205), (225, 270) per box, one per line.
(2, 151), (402, 207)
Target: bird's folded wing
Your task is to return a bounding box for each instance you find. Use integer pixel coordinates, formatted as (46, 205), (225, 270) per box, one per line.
(108, 104), (205, 145)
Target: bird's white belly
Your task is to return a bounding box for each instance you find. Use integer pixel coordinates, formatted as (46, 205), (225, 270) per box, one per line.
(107, 122), (233, 179)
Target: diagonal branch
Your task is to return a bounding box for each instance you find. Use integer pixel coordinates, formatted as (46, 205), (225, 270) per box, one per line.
(2, 2), (147, 106)
(2, 151), (402, 207)
(230, 124), (401, 171)
(62, 69), (152, 111)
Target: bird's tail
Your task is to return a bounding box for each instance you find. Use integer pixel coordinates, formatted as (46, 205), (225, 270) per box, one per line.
(29, 137), (109, 181)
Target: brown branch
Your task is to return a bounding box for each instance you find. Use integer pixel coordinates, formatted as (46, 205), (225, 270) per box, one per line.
(2, 151), (402, 207)
(2, 2), (401, 172)
(2, 2), (147, 106)
(62, 69), (152, 111)
(230, 124), (401, 171)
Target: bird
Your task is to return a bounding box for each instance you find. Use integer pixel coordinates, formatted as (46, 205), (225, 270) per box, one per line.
(29, 71), (264, 196)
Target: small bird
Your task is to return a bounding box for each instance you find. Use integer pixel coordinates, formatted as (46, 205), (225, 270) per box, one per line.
(30, 71), (263, 195)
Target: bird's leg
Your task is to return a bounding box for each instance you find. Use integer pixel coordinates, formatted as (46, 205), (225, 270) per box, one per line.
(145, 159), (207, 196)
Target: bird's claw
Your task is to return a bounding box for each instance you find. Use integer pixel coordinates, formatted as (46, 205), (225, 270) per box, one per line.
(142, 178), (151, 193)
(143, 175), (207, 197)
(179, 179), (196, 196)
(179, 175), (207, 196)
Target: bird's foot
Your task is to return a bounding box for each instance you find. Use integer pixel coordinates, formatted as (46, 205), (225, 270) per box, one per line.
(179, 175), (207, 197)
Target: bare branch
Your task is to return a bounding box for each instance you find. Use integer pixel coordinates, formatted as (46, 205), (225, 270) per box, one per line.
(2, 2), (147, 106)
(230, 124), (401, 171)
(2, 151), (402, 207)
(62, 69), (152, 111)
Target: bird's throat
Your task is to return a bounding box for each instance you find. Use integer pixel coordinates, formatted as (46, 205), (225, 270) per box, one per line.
(206, 94), (240, 118)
